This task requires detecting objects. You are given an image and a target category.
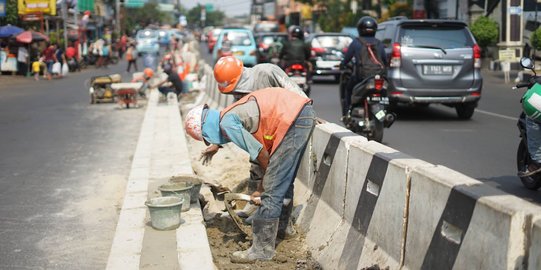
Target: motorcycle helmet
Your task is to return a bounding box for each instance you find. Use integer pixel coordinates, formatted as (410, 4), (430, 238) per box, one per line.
(214, 56), (243, 93)
(289, 26), (304, 40)
(523, 84), (541, 121)
(357, 16), (378, 37)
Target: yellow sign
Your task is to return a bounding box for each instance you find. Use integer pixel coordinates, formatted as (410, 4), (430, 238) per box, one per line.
(499, 49), (517, 62)
(18, 0), (56, 16)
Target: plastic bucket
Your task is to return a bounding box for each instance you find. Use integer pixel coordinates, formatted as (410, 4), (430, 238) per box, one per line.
(145, 196), (183, 230)
(159, 182), (193, 212)
(169, 175), (203, 204)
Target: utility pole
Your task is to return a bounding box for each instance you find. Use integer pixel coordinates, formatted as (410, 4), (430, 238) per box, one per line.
(62, 0), (68, 49)
(115, 0), (121, 35)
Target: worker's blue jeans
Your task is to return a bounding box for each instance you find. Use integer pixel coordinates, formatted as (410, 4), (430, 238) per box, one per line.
(253, 104), (316, 219)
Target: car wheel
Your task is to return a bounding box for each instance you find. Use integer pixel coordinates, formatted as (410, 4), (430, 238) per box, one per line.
(455, 102), (476, 120)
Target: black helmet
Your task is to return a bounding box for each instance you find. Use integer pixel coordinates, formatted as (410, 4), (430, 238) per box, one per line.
(289, 25), (304, 40)
(357, 16), (377, 37)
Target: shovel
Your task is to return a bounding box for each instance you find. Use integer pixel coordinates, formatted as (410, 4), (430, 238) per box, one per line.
(202, 179), (231, 201)
(224, 193), (260, 236)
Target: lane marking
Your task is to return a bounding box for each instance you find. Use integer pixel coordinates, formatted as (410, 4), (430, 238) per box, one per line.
(475, 109), (518, 121)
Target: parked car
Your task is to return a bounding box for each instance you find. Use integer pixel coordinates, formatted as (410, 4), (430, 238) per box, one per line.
(306, 33), (353, 81)
(254, 32), (288, 63)
(375, 18), (482, 119)
(207, 28), (222, 53)
(135, 29), (159, 56)
(212, 28), (257, 66)
(253, 21), (280, 33)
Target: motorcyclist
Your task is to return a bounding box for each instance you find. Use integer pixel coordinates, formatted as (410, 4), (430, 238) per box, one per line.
(201, 56), (307, 239)
(279, 25), (311, 72)
(267, 36), (283, 65)
(340, 16), (387, 118)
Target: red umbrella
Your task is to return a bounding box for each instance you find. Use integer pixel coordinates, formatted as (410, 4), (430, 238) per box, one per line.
(16, 31), (49, 44)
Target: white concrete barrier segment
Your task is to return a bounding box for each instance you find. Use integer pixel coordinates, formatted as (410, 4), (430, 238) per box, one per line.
(197, 61), (541, 270)
(529, 218), (541, 270)
(106, 90), (158, 270)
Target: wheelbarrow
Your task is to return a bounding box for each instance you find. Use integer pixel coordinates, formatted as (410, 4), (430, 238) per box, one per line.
(88, 74), (122, 104)
(110, 82), (143, 109)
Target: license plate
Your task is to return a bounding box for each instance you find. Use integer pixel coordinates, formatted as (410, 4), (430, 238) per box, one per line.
(290, 76), (306, 84)
(234, 51), (244, 56)
(423, 65), (453, 75)
(317, 60), (340, 69)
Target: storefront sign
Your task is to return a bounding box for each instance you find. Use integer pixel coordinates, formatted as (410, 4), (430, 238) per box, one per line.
(18, 0), (56, 15)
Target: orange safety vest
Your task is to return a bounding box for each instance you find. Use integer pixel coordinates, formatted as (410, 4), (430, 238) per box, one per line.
(220, 87), (312, 155)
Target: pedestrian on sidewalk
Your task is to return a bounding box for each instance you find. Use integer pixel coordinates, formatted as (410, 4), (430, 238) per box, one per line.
(126, 43), (138, 72)
(185, 87), (316, 263)
(199, 56), (307, 238)
(32, 56), (42, 81)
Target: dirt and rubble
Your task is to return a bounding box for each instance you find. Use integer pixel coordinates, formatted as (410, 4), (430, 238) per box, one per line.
(181, 96), (321, 269)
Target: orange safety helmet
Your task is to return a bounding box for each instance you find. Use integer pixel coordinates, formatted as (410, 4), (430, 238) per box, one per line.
(143, 68), (154, 78)
(213, 56), (243, 93)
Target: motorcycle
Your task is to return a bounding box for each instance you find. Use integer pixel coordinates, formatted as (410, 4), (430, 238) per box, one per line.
(284, 62), (311, 96)
(339, 65), (395, 142)
(514, 57), (541, 190)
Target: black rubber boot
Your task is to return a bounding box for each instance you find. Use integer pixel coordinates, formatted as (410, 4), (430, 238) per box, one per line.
(230, 218), (279, 263)
(277, 202), (296, 240)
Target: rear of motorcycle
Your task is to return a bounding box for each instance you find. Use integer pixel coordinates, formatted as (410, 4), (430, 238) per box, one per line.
(517, 113), (541, 190)
(285, 63), (311, 96)
(343, 75), (395, 143)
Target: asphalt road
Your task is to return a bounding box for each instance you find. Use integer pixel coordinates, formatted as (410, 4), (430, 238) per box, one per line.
(199, 43), (540, 204)
(0, 62), (145, 268)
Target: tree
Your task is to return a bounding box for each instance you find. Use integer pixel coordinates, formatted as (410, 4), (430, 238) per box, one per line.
(186, 4), (225, 28)
(0, 0), (20, 25)
(470, 16), (499, 50)
(532, 27), (541, 51)
(121, 3), (171, 35)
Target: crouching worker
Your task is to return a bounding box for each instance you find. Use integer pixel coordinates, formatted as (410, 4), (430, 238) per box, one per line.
(184, 88), (315, 263)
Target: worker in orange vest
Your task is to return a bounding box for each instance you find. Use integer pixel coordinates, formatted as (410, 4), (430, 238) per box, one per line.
(185, 87), (315, 263)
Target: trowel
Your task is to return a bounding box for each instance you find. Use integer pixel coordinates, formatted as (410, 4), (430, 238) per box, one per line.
(202, 179), (231, 201)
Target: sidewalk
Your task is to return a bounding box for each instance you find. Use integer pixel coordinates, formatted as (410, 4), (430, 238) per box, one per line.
(105, 89), (214, 269)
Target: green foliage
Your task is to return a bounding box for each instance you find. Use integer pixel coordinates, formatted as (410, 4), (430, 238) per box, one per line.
(48, 30), (65, 47)
(388, 2), (412, 18)
(470, 16), (499, 49)
(186, 4), (225, 27)
(121, 2), (171, 34)
(317, 0), (369, 31)
(0, 0), (20, 25)
(532, 27), (541, 51)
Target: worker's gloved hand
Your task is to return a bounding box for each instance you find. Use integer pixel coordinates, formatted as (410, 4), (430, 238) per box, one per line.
(199, 144), (220, 166)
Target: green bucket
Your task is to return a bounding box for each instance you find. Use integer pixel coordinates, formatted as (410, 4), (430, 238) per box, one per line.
(145, 196), (184, 230)
(159, 182), (193, 212)
(169, 175), (203, 204)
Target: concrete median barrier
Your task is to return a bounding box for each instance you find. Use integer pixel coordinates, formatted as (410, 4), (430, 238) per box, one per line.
(196, 61), (541, 270)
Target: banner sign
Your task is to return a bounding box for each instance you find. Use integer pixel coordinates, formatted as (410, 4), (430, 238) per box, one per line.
(18, 0), (56, 15)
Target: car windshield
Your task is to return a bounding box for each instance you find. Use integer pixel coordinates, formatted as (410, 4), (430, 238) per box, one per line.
(261, 35), (286, 45)
(224, 31), (253, 46)
(137, 30), (157, 39)
(398, 25), (474, 49)
(312, 35), (352, 50)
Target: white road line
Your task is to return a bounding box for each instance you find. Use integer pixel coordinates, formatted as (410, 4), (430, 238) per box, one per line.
(475, 109), (518, 121)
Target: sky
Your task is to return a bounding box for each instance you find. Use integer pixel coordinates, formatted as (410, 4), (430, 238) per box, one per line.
(181, 0), (252, 17)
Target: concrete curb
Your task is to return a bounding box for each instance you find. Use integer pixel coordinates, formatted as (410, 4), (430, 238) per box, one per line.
(106, 90), (214, 270)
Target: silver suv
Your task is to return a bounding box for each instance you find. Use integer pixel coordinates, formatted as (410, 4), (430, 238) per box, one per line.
(376, 19), (482, 119)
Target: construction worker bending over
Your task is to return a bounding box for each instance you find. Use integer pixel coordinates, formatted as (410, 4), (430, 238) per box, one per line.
(201, 56), (307, 238)
(185, 88), (315, 263)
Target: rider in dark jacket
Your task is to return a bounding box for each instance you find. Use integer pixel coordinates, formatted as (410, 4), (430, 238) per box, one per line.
(279, 25), (311, 68)
(340, 16), (387, 118)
